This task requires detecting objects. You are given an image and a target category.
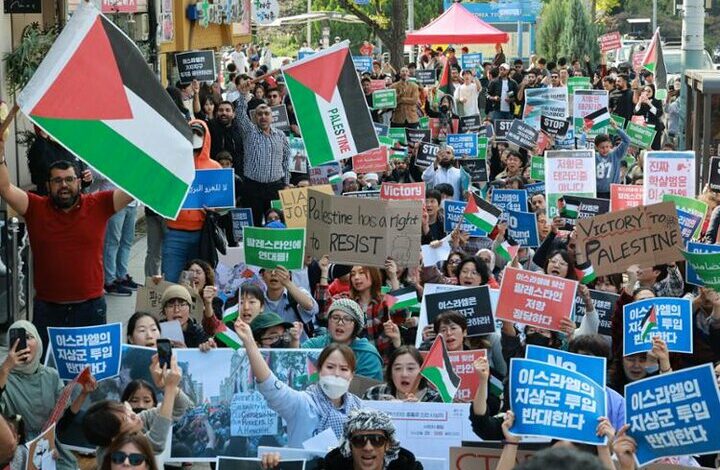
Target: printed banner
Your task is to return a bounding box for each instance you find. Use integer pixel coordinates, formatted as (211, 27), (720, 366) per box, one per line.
(573, 289), (619, 337)
(447, 134), (478, 158)
(525, 345), (606, 387)
(610, 184), (643, 212)
(279, 185), (334, 228)
(372, 89), (397, 109)
(416, 141), (439, 168)
(288, 136), (308, 174)
(575, 201), (683, 276)
(681, 249), (720, 291)
(509, 358), (606, 445)
(305, 190), (422, 267)
(458, 115), (482, 134)
(182, 169), (236, 209)
(48, 323), (122, 381)
(507, 210), (540, 247)
(662, 193), (707, 240)
(523, 87), (568, 130)
(175, 50), (216, 84)
(230, 208), (253, 243)
(491, 189), (528, 222)
(406, 128), (431, 146)
(243, 227), (305, 270)
(623, 297), (693, 356)
(352, 147), (388, 173)
(544, 150), (596, 217)
(598, 31), (622, 53)
(684, 241), (720, 286)
(626, 121), (657, 149)
(506, 119), (539, 151)
(493, 119), (513, 139)
(625, 363), (720, 466)
(380, 182), (425, 201)
(572, 90), (609, 137)
(415, 69), (436, 86)
(425, 286), (495, 336)
(496, 267), (578, 332)
(443, 199), (485, 237)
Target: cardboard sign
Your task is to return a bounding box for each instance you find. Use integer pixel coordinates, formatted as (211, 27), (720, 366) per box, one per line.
(372, 89), (397, 109)
(175, 50), (216, 84)
(623, 297), (693, 356)
(416, 141), (439, 168)
(380, 182), (425, 201)
(598, 31), (622, 53)
(415, 69), (436, 86)
(135, 278), (202, 321)
(644, 151), (696, 205)
(243, 227), (305, 270)
(506, 119), (539, 151)
(523, 87), (568, 130)
(572, 89), (609, 137)
(288, 136), (308, 173)
(544, 150), (596, 217)
(459, 159), (488, 184)
(182, 168), (236, 209)
(458, 114), (482, 134)
(352, 147), (388, 173)
(447, 133), (478, 158)
(708, 156), (720, 191)
(573, 289), (619, 336)
(626, 121), (657, 149)
(305, 190), (422, 267)
(610, 184), (643, 211)
(507, 209), (540, 247)
(493, 119), (513, 138)
(405, 128), (431, 145)
(540, 115), (570, 138)
(684, 241), (720, 286)
(229, 208), (253, 243)
(26, 424), (57, 470)
(575, 201), (683, 276)
(279, 185), (334, 228)
(625, 364), (720, 466)
(48, 323), (122, 381)
(425, 286), (495, 336)
(509, 358), (606, 444)
(496, 267), (578, 332)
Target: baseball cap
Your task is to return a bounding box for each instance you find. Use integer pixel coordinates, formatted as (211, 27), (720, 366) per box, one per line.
(499, 63), (511, 71)
(250, 312), (293, 334)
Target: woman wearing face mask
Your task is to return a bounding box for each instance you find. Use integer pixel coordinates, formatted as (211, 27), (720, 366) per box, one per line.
(233, 320), (362, 446)
(159, 285), (216, 350)
(302, 299), (384, 381)
(363, 346), (441, 402)
(0, 321), (96, 470)
(250, 312), (302, 349)
(126, 312), (162, 348)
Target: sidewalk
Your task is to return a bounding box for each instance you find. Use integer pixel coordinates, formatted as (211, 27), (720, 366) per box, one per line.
(105, 235), (148, 328)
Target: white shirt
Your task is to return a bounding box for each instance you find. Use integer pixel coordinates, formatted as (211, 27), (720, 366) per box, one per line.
(230, 50), (247, 74)
(454, 82), (480, 117)
(421, 164), (463, 201)
(500, 79), (510, 112)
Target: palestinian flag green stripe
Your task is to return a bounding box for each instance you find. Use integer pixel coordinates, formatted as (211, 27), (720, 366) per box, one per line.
(465, 213), (496, 233)
(33, 116), (187, 216)
(421, 366), (457, 403)
(284, 74), (334, 167)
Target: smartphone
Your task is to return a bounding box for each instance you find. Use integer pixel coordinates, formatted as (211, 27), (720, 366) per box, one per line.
(157, 338), (172, 369)
(8, 328), (26, 351)
(179, 270), (193, 286)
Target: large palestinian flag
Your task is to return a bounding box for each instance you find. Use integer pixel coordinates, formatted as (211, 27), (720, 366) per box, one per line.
(642, 28), (667, 90)
(17, 3), (194, 219)
(282, 42), (379, 168)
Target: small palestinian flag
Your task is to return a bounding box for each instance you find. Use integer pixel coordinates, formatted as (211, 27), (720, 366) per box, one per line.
(583, 107), (611, 132)
(560, 196), (580, 219)
(419, 336), (461, 403)
(222, 304), (239, 323)
(575, 261), (597, 285)
(438, 60), (452, 95)
(489, 374), (504, 398)
(282, 43), (379, 168)
(307, 357), (319, 383)
(496, 239), (520, 262)
(640, 306), (657, 341)
(642, 28), (667, 90)
(216, 329), (243, 350)
(464, 193), (502, 234)
(17, 3), (194, 219)
(385, 286), (419, 311)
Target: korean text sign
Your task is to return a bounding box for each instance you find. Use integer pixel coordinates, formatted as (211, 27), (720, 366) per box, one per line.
(443, 200), (485, 237)
(491, 189), (528, 222)
(48, 323), (122, 381)
(610, 184), (643, 212)
(243, 227), (306, 270)
(507, 209), (540, 247)
(424, 286), (495, 337)
(643, 151), (696, 205)
(623, 297), (693, 356)
(573, 289), (619, 336)
(509, 358), (606, 444)
(420, 349), (487, 403)
(525, 345), (606, 387)
(496, 267), (578, 332)
(544, 150), (596, 218)
(182, 168), (236, 209)
(626, 363), (720, 466)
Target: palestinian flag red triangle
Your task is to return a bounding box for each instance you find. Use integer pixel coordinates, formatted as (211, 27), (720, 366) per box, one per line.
(284, 47), (349, 102)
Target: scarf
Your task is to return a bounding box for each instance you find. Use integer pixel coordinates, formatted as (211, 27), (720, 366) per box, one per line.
(305, 383), (362, 440)
(7, 320), (42, 375)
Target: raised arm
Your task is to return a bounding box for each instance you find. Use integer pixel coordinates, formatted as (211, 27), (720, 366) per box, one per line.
(232, 83), (254, 140)
(0, 137), (29, 215)
(234, 319), (271, 382)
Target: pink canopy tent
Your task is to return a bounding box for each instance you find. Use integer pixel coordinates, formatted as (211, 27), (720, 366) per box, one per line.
(404, 2), (509, 45)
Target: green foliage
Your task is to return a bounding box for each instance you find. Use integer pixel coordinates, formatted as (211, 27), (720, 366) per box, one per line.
(559, 0), (599, 62)
(537, 0), (567, 60)
(3, 23), (59, 97)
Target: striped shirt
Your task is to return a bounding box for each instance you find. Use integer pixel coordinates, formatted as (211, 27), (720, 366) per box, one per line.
(233, 97), (290, 184)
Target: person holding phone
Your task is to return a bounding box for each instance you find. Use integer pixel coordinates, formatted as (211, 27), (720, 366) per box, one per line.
(0, 321), (97, 470)
(159, 285), (216, 350)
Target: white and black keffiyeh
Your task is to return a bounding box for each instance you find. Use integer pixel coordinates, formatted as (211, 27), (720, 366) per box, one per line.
(338, 409), (401, 467)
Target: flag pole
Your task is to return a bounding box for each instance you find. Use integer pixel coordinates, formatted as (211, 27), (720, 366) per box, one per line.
(0, 104), (19, 138)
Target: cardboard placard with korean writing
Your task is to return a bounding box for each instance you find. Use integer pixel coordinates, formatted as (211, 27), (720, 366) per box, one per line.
(243, 227), (305, 270)
(496, 267), (578, 332)
(575, 201), (683, 276)
(380, 182), (425, 202)
(48, 323), (122, 381)
(425, 286), (495, 337)
(544, 150), (596, 217)
(175, 50), (216, 84)
(135, 278), (203, 320)
(643, 151), (696, 204)
(625, 363), (720, 466)
(573, 290), (618, 336)
(306, 190), (422, 268)
(623, 297), (693, 356)
(279, 185), (334, 228)
(509, 358), (606, 444)
(610, 184), (643, 212)
(506, 119), (539, 151)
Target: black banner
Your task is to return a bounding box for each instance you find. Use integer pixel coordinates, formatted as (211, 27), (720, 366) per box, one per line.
(540, 115), (570, 138)
(425, 286), (495, 336)
(493, 119), (513, 139)
(506, 119), (539, 151)
(458, 115), (482, 134)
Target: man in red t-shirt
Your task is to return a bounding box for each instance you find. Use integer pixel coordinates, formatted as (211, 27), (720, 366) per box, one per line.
(0, 137), (133, 353)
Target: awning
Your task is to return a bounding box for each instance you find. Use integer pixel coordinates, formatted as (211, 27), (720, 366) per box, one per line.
(404, 2), (509, 45)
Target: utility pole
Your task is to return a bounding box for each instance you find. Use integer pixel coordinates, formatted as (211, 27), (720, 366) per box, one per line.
(307, 0), (312, 45)
(652, 0), (657, 31)
(408, 0), (415, 63)
(678, 0), (705, 151)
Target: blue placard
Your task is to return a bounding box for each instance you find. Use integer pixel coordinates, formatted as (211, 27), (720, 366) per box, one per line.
(685, 241), (720, 286)
(446, 133), (478, 158)
(230, 207), (253, 243)
(352, 55), (373, 73)
(525, 345), (606, 387)
(491, 189), (528, 221)
(507, 209), (540, 247)
(443, 199), (485, 237)
(677, 208), (702, 244)
(297, 51), (315, 60)
(48, 323), (122, 381)
(509, 358), (606, 445)
(524, 181), (545, 198)
(626, 363), (720, 466)
(374, 122), (389, 137)
(182, 168), (236, 209)
(460, 53), (484, 73)
(623, 297), (693, 356)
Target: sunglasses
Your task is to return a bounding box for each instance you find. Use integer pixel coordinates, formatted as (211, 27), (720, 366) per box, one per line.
(350, 434), (388, 448)
(110, 452), (147, 466)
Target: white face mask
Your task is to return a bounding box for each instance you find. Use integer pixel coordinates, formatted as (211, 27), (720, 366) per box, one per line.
(319, 375), (350, 399)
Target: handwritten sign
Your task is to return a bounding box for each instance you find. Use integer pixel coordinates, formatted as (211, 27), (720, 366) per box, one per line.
(175, 50), (216, 84)
(380, 182), (425, 202)
(643, 151), (696, 205)
(230, 391), (279, 436)
(135, 278), (203, 320)
(243, 227), (305, 270)
(626, 363), (720, 466)
(507, 209), (540, 247)
(575, 201), (683, 276)
(598, 31), (622, 53)
(425, 286), (495, 336)
(306, 190), (422, 268)
(182, 168), (235, 209)
(506, 119), (539, 151)
(623, 297), (693, 356)
(48, 323), (122, 381)
(352, 147), (388, 173)
(496, 267), (578, 332)
(544, 150), (596, 217)
(279, 185), (334, 228)
(610, 184), (644, 211)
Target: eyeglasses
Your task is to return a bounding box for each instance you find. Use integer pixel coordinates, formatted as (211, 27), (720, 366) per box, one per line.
(350, 434), (388, 448)
(165, 299), (190, 309)
(330, 314), (354, 325)
(261, 332), (290, 343)
(49, 176), (78, 185)
(110, 452), (147, 466)
(447, 259), (461, 265)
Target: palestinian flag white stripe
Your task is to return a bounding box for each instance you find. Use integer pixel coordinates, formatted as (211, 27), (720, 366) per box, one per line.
(216, 329), (243, 350)
(316, 88), (359, 160)
(222, 305), (239, 322)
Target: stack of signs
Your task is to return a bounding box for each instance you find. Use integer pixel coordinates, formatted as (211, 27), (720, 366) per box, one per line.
(523, 87), (568, 130)
(684, 241), (720, 286)
(505, 119), (539, 151)
(446, 133), (478, 158)
(372, 89), (397, 109)
(243, 227), (306, 270)
(623, 297), (693, 356)
(625, 121), (657, 149)
(573, 90), (609, 137)
(573, 289), (619, 336)
(644, 151), (696, 204)
(424, 286), (495, 337)
(544, 150), (597, 217)
(493, 119), (513, 139)
(415, 141), (439, 168)
(491, 189), (528, 223)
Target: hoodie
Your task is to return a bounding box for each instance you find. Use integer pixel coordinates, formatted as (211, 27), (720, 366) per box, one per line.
(167, 119), (222, 231)
(302, 334), (384, 381)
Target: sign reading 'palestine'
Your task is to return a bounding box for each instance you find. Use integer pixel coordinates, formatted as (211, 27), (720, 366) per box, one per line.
(282, 43), (379, 168)
(17, 3), (194, 219)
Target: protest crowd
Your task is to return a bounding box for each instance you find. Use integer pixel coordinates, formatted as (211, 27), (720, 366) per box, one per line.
(2, 5), (720, 470)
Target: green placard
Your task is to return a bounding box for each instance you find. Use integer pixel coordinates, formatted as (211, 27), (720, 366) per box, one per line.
(372, 89), (397, 109)
(625, 122), (656, 149)
(419, 116), (430, 130)
(568, 77), (592, 96)
(655, 88), (668, 101)
(477, 136), (489, 159)
(271, 199), (283, 211)
(663, 194), (708, 239)
(609, 114), (626, 135)
(682, 249), (720, 291)
(243, 227), (306, 270)
(388, 127), (407, 145)
(530, 155), (545, 181)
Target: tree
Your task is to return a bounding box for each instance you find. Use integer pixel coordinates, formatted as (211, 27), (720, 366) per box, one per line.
(559, 0), (600, 62)
(537, 0), (567, 60)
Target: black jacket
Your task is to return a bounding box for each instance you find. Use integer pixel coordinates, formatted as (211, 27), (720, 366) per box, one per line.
(486, 78), (519, 113)
(612, 88), (635, 122)
(317, 447), (423, 470)
(208, 119), (244, 175)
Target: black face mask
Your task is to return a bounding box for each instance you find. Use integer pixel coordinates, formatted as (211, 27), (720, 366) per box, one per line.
(439, 159), (453, 169)
(269, 334), (292, 349)
(525, 333), (551, 347)
(132, 408), (146, 415)
(440, 104), (449, 113)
